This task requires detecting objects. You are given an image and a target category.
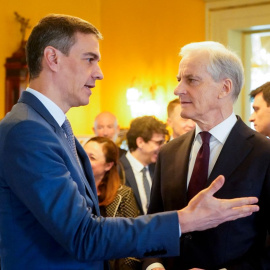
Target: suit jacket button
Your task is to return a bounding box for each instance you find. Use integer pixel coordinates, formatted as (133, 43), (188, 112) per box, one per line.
(184, 234), (192, 240)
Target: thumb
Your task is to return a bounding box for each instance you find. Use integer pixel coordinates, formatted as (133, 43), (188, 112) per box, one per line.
(205, 175), (225, 196)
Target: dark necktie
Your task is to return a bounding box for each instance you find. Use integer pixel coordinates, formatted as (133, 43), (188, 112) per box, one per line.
(62, 118), (80, 165)
(142, 167), (151, 208)
(187, 131), (211, 201)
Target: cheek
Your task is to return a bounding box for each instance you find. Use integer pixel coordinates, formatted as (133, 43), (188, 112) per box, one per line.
(91, 162), (104, 174)
(89, 161), (96, 170)
(152, 145), (160, 153)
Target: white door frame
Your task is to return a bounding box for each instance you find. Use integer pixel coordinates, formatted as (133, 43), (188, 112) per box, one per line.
(204, 0), (270, 123)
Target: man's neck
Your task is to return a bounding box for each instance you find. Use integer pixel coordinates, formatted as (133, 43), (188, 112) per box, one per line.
(196, 108), (233, 131)
(131, 150), (148, 167)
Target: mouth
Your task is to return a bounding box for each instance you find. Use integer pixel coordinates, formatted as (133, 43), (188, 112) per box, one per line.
(84, 84), (95, 89)
(181, 101), (192, 106)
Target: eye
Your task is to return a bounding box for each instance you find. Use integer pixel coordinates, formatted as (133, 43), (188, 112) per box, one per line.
(88, 155), (95, 161)
(253, 107), (259, 112)
(87, 58), (94, 63)
(188, 78), (196, 83)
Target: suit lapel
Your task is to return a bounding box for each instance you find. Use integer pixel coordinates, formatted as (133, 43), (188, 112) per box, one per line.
(77, 140), (100, 215)
(106, 194), (121, 217)
(172, 131), (195, 206)
(18, 91), (100, 214)
(148, 163), (155, 181)
(120, 155), (144, 214)
(208, 117), (254, 185)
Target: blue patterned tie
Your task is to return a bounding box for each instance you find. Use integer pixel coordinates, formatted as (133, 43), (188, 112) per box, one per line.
(62, 118), (80, 165)
(142, 167), (151, 209)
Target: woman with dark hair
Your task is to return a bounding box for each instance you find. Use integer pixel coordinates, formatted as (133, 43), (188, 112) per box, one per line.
(84, 136), (140, 270)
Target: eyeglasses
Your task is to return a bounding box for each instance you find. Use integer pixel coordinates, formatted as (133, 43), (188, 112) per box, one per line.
(149, 139), (165, 146)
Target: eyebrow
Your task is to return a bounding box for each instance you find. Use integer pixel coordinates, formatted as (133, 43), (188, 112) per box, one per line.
(176, 74), (201, 81)
(82, 52), (100, 61)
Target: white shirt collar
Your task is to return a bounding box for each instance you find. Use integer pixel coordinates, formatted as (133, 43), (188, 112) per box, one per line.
(126, 151), (146, 172)
(26, 87), (66, 127)
(194, 112), (237, 144)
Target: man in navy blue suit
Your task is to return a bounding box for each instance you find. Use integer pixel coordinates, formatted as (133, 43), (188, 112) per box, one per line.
(0, 14), (259, 269)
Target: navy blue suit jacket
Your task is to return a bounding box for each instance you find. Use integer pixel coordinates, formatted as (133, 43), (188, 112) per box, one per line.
(0, 91), (179, 269)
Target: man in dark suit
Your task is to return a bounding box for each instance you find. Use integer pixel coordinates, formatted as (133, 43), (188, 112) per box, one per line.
(0, 15), (259, 270)
(144, 41), (270, 270)
(120, 116), (168, 215)
(249, 81), (270, 137)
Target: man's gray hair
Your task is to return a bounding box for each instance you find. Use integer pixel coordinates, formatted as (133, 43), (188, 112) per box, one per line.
(179, 41), (244, 102)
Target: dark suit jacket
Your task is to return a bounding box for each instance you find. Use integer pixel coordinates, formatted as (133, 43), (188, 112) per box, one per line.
(120, 154), (155, 215)
(0, 91), (179, 269)
(145, 117), (270, 270)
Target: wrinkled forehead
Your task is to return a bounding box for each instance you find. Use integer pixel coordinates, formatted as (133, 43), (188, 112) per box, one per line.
(178, 52), (210, 76)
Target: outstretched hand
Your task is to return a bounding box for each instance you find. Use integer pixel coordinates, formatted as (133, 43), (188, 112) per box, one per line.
(178, 175), (259, 233)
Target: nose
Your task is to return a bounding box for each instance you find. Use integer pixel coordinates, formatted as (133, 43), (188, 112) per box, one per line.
(174, 81), (186, 96)
(93, 64), (104, 80)
(249, 112), (255, 122)
(103, 128), (109, 136)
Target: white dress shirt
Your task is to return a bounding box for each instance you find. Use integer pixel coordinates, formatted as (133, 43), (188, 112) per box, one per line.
(26, 87), (65, 126)
(187, 113), (237, 187)
(125, 151), (152, 215)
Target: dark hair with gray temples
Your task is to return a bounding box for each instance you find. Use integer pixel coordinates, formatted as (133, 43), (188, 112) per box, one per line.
(179, 41), (244, 102)
(250, 81), (270, 106)
(26, 14), (102, 80)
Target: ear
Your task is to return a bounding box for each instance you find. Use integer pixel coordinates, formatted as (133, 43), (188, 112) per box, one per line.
(167, 117), (172, 127)
(218, 78), (233, 99)
(136, 137), (145, 149)
(43, 46), (60, 72)
(92, 127), (96, 134)
(104, 162), (114, 172)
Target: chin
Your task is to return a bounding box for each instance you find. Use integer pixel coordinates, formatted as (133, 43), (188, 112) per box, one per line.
(80, 98), (90, 106)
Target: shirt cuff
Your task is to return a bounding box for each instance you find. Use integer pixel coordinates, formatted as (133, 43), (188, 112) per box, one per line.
(146, 262), (165, 270)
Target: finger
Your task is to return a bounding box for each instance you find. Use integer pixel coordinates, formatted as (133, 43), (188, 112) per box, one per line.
(223, 205), (259, 222)
(222, 196), (259, 209)
(203, 175), (225, 196)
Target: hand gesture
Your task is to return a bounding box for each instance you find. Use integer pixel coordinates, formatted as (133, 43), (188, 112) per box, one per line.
(178, 175), (259, 233)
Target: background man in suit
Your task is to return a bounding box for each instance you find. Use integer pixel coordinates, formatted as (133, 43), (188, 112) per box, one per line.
(144, 41), (270, 270)
(0, 15), (259, 270)
(93, 111), (126, 156)
(120, 116), (167, 215)
(167, 98), (195, 140)
(249, 81), (270, 137)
